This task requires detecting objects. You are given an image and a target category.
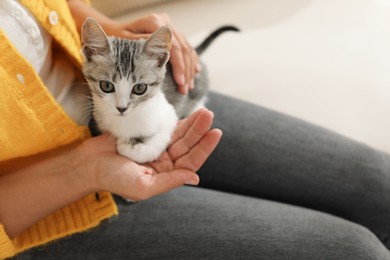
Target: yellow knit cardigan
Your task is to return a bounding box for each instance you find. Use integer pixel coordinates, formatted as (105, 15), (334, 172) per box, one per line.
(0, 1), (118, 258)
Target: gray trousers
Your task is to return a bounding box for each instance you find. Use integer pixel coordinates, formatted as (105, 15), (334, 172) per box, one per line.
(15, 92), (390, 259)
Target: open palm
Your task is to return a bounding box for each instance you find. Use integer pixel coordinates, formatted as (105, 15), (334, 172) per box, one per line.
(150, 108), (220, 174)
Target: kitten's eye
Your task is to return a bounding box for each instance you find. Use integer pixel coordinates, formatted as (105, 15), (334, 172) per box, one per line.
(99, 81), (115, 93)
(132, 83), (148, 95)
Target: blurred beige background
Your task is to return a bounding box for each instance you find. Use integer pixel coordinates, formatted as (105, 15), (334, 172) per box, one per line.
(92, 0), (390, 153)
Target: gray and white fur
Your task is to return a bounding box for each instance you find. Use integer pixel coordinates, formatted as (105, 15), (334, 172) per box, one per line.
(81, 17), (238, 163)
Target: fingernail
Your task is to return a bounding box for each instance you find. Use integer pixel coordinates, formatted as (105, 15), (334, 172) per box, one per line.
(190, 79), (194, 90)
(209, 110), (214, 119)
(185, 180), (199, 186)
(178, 74), (185, 86)
(184, 84), (189, 95)
(196, 63), (201, 72)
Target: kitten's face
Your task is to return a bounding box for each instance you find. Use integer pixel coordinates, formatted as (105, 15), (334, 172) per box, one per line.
(81, 18), (172, 117)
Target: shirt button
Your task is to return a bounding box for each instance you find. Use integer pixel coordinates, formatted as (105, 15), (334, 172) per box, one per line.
(27, 27), (35, 35)
(16, 73), (25, 84)
(33, 35), (42, 44)
(48, 11), (59, 25)
(12, 9), (22, 18)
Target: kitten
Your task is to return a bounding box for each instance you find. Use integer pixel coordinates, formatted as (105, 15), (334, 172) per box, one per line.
(81, 18), (238, 163)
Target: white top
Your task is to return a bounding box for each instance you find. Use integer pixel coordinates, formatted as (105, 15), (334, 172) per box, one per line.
(0, 0), (88, 125)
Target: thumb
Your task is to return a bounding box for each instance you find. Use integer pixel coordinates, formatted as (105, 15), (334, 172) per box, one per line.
(146, 170), (199, 198)
(121, 30), (150, 40)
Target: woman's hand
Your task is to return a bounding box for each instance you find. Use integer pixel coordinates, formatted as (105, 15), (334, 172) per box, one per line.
(82, 109), (222, 201)
(0, 109), (219, 237)
(107, 13), (200, 95)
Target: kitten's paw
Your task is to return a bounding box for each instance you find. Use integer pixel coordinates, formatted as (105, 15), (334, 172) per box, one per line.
(117, 138), (163, 163)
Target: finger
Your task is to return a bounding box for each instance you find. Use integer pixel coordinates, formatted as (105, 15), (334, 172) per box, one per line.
(136, 169), (199, 200)
(122, 31), (150, 40)
(185, 42), (196, 90)
(173, 31), (192, 93)
(191, 49), (201, 88)
(194, 50), (201, 73)
(175, 129), (222, 172)
(170, 108), (211, 145)
(169, 109), (214, 161)
(183, 37), (199, 89)
(126, 15), (164, 33)
(147, 151), (173, 173)
(174, 31), (198, 92)
(169, 38), (186, 93)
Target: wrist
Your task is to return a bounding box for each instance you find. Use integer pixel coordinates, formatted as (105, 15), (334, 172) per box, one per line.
(77, 135), (118, 193)
(68, 143), (100, 195)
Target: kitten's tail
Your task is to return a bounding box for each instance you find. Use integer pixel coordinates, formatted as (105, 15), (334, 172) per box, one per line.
(195, 25), (240, 55)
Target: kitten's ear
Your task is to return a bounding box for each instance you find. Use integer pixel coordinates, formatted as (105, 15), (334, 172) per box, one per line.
(81, 17), (110, 61)
(144, 26), (172, 67)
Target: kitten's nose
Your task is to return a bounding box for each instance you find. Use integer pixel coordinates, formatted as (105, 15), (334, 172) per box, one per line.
(116, 107), (128, 113)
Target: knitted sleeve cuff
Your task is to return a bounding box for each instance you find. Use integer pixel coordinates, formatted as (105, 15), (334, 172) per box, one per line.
(0, 223), (16, 259)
